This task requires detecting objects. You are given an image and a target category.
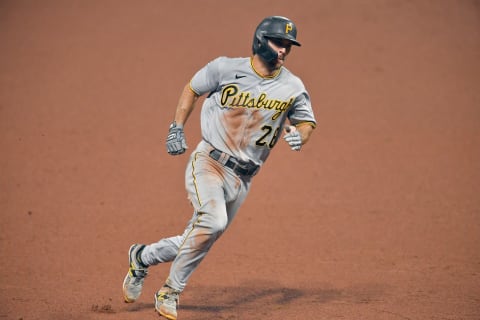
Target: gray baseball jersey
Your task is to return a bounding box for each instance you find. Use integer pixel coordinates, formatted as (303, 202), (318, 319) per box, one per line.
(190, 56), (316, 165)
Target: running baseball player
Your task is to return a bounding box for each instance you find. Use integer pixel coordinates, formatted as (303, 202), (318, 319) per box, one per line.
(123, 16), (317, 319)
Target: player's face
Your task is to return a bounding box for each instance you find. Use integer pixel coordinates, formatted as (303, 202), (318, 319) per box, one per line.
(267, 38), (293, 68)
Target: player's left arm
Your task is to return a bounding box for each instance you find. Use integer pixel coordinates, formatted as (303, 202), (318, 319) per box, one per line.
(283, 122), (315, 151)
(295, 121), (315, 145)
(283, 88), (316, 151)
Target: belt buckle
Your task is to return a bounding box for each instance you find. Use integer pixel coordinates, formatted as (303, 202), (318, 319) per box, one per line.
(210, 148), (259, 177)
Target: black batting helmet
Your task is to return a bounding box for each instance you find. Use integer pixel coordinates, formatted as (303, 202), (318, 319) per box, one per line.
(252, 16), (301, 63)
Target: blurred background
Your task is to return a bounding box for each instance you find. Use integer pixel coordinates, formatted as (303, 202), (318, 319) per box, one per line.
(1, 1), (479, 319)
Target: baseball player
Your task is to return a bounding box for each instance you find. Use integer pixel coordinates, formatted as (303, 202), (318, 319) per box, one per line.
(123, 16), (316, 319)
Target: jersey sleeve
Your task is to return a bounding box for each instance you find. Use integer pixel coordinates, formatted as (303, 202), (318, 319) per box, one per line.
(189, 57), (224, 96)
(288, 90), (317, 128)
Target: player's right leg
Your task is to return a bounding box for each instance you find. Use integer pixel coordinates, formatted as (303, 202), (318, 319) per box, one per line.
(123, 233), (187, 303)
(123, 244), (149, 302)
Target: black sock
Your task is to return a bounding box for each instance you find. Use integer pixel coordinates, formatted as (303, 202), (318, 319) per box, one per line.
(136, 245), (148, 268)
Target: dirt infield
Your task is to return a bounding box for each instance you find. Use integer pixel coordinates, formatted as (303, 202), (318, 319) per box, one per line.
(1, 1), (479, 319)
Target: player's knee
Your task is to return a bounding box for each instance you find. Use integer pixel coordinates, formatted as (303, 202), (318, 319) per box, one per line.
(210, 220), (227, 236)
(199, 211), (228, 236)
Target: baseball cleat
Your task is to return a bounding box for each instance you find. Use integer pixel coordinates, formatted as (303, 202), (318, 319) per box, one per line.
(123, 244), (148, 303)
(154, 286), (180, 320)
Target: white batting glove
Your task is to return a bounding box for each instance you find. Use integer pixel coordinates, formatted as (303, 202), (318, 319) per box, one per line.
(283, 126), (302, 151)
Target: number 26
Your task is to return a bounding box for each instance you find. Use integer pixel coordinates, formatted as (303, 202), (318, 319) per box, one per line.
(255, 125), (281, 148)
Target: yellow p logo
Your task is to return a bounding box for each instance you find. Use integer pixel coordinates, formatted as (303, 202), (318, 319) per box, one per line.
(285, 23), (293, 34)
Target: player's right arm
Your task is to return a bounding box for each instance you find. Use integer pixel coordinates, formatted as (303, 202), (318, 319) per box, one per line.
(173, 83), (200, 127)
(165, 83), (200, 156)
(174, 57), (224, 126)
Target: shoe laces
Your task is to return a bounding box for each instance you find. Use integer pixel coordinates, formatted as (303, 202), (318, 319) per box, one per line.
(158, 289), (180, 306)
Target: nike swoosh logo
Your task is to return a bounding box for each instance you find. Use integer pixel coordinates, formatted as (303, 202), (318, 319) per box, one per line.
(235, 74), (246, 79)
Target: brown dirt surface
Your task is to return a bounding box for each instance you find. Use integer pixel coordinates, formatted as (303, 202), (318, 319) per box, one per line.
(1, 1), (479, 319)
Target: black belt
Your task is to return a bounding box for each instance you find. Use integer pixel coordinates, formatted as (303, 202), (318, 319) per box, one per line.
(209, 149), (260, 177)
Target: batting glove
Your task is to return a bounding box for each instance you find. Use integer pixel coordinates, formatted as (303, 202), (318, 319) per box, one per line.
(283, 126), (302, 151)
(166, 121), (188, 155)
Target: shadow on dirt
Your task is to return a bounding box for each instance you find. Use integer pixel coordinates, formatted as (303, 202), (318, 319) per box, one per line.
(117, 281), (387, 319)
(182, 286), (309, 312)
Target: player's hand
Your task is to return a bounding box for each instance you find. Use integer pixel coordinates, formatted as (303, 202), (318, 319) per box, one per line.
(166, 121), (188, 155)
(283, 125), (302, 151)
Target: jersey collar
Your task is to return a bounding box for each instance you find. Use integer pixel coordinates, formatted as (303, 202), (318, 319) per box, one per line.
(250, 57), (282, 79)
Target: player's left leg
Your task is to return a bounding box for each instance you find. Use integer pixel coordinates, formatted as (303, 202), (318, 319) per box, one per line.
(155, 144), (250, 319)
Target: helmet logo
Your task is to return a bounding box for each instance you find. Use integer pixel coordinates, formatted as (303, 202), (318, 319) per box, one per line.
(285, 23), (293, 34)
